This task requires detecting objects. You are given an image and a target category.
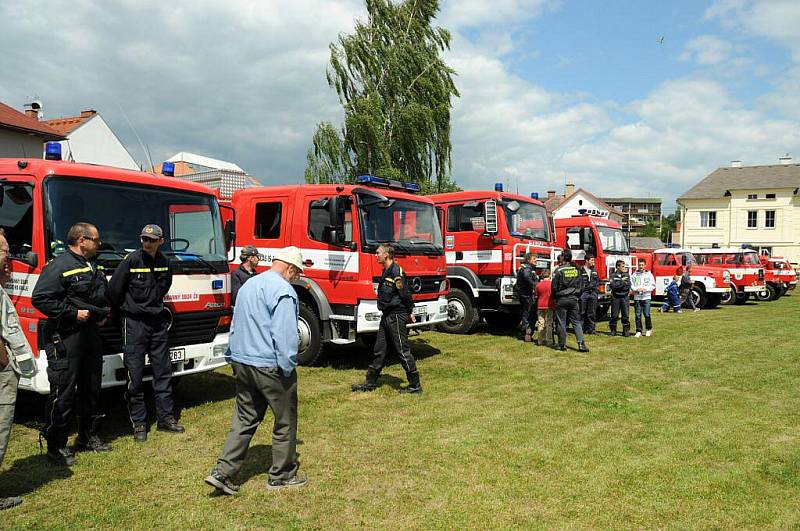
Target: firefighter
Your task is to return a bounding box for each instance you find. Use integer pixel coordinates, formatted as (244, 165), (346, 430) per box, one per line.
(515, 252), (538, 342)
(31, 222), (112, 466)
(608, 260), (632, 336)
(231, 245), (260, 306)
(352, 244), (421, 393)
(551, 249), (589, 353)
(108, 224), (184, 442)
(579, 256), (600, 335)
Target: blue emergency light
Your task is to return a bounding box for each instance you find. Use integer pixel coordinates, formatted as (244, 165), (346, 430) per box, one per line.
(162, 161), (175, 177)
(494, 183), (503, 192)
(356, 175), (420, 193)
(45, 142), (62, 161)
(212, 279), (223, 290)
(530, 192), (539, 199)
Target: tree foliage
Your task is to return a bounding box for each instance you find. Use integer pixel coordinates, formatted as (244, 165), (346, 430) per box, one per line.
(660, 214), (679, 243)
(305, 0), (460, 193)
(639, 220), (661, 238)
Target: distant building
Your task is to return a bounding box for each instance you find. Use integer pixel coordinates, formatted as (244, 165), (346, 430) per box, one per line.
(677, 157), (800, 262)
(543, 183), (624, 224)
(0, 100), (64, 157)
(629, 237), (665, 251)
(601, 197), (662, 236)
(158, 152), (260, 199)
(43, 108), (139, 170)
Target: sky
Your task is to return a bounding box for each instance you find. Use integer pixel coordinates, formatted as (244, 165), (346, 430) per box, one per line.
(2, 0), (800, 212)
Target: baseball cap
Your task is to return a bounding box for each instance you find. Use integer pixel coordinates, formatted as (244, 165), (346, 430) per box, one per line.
(140, 224), (163, 240)
(240, 245), (260, 259)
(273, 246), (304, 272)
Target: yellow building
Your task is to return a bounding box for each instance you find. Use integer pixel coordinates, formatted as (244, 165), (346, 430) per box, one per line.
(677, 158), (800, 263)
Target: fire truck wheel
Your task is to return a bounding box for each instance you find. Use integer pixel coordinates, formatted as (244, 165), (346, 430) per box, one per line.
(297, 302), (323, 366)
(777, 284), (787, 297)
(685, 286), (706, 309)
(437, 287), (479, 334)
(734, 292), (749, 305)
(756, 284), (776, 302)
(720, 285), (736, 305)
(704, 293), (722, 308)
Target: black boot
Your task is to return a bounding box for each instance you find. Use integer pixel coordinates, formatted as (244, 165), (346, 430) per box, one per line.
(351, 368), (379, 392)
(578, 342), (589, 353)
(157, 416), (186, 433)
(75, 416), (112, 452)
(47, 446), (76, 466)
(610, 327), (616, 337)
(400, 371), (422, 394)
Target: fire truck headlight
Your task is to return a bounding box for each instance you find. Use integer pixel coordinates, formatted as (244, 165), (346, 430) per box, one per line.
(439, 279), (449, 292)
(503, 284), (514, 293)
(372, 283), (379, 294)
(365, 312), (382, 322)
(213, 343), (228, 358)
(439, 304), (448, 314)
(723, 271), (730, 282)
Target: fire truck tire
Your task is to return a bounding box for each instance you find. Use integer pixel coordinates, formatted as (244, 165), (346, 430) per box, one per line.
(437, 288), (479, 334)
(685, 285), (706, 309)
(704, 293), (722, 308)
(778, 284), (789, 297)
(756, 284), (776, 302)
(734, 291), (749, 305)
(720, 285), (736, 305)
(297, 302), (323, 366)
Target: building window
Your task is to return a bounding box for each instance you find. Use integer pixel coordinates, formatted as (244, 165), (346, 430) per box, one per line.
(765, 210), (775, 228)
(700, 211), (717, 228)
(747, 211), (757, 228)
(766, 193), (776, 199)
(254, 202), (282, 239)
(747, 194), (757, 200)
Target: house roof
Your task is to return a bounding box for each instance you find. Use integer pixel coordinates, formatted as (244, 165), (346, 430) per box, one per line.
(43, 109), (97, 135)
(630, 237), (665, 251)
(600, 197), (662, 204)
(166, 152), (245, 173)
(546, 187), (624, 217)
(0, 102), (65, 140)
(679, 164), (800, 200)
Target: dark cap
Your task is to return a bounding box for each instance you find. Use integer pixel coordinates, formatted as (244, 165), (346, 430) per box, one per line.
(140, 224), (163, 239)
(240, 245), (259, 259)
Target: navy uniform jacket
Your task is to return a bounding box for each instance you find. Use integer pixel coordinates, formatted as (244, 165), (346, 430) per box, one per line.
(580, 266), (600, 297)
(32, 249), (111, 329)
(609, 270), (632, 298)
(231, 264), (257, 305)
(551, 262), (582, 300)
(108, 249), (172, 318)
(377, 262), (414, 315)
(516, 263), (538, 298)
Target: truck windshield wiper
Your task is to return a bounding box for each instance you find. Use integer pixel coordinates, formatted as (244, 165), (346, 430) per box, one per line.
(163, 251), (219, 273)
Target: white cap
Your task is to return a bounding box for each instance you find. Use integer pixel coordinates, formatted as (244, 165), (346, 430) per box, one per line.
(273, 246), (304, 272)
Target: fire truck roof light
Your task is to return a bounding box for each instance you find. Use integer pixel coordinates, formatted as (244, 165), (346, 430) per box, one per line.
(45, 142), (62, 161)
(162, 161), (175, 177)
(530, 192), (539, 199)
(494, 183), (503, 192)
(356, 175), (420, 193)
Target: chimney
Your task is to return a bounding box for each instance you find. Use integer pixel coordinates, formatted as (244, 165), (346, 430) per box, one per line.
(731, 160), (742, 168)
(564, 182), (575, 196)
(779, 153), (792, 165)
(23, 99), (42, 120)
(547, 190), (556, 199)
(80, 109), (97, 118)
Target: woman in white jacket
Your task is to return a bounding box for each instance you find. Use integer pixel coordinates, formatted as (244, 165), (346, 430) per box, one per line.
(630, 258), (656, 337)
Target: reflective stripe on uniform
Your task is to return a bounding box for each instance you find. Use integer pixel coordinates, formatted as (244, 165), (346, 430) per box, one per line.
(61, 266), (92, 277)
(153, 267), (169, 272)
(129, 268), (152, 273)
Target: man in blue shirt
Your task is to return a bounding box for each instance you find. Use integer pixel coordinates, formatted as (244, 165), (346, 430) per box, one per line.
(206, 246), (308, 494)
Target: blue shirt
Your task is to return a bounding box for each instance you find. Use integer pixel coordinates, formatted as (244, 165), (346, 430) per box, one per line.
(227, 269), (299, 376)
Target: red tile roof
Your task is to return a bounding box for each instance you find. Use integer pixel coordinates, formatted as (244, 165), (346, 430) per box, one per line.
(43, 109), (97, 135)
(0, 102), (65, 140)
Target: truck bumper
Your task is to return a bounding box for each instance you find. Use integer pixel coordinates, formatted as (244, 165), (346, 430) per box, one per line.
(19, 332), (231, 395)
(705, 287), (731, 293)
(356, 297), (449, 333)
(743, 286), (763, 293)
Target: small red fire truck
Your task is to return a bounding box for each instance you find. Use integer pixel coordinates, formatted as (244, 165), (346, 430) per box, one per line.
(756, 255), (797, 301)
(226, 175), (448, 365)
(632, 248), (731, 308)
(430, 185), (560, 334)
(0, 151), (232, 394)
(690, 246), (766, 304)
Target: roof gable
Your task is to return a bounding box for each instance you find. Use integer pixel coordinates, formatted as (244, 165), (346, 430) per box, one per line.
(43, 110), (97, 135)
(0, 102), (65, 139)
(679, 164), (800, 200)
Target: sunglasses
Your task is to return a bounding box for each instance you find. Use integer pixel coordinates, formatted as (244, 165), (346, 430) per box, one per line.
(140, 236), (160, 243)
(82, 236), (101, 243)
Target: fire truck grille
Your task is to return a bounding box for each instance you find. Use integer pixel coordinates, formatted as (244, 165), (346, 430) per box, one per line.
(372, 275), (446, 295)
(98, 310), (224, 354)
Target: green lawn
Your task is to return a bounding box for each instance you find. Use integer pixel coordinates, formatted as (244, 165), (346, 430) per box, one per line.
(3, 295), (800, 529)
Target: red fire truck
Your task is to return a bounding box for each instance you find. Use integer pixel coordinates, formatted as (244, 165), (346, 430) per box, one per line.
(430, 186), (560, 334)
(632, 248), (731, 308)
(756, 255), (798, 301)
(226, 175), (448, 365)
(690, 247), (766, 304)
(553, 212), (637, 315)
(0, 153), (233, 394)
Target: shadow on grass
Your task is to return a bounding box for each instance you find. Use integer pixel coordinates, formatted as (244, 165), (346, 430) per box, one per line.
(0, 453), (73, 497)
(321, 336), (441, 371)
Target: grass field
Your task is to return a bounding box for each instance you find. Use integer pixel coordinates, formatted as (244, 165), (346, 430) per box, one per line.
(3, 295), (800, 529)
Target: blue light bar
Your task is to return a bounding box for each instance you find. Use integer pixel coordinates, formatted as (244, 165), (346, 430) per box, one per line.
(530, 192), (539, 199)
(404, 182), (421, 193)
(162, 161), (175, 177)
(356, 175), (420, 193)
(45, 142), (62, 161)
(494, 182), (503, 192)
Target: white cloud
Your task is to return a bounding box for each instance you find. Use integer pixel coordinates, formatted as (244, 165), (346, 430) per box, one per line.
(706, 0), (800, 59)
(679, 35), (733, 65)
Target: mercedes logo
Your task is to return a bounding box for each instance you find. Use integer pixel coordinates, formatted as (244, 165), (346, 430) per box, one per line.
(411, 277), (423, 293)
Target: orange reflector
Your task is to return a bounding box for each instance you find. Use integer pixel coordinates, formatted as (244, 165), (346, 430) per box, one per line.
(217, 314), (232, 328)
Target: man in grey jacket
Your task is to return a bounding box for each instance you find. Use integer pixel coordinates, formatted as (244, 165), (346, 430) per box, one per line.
(0, 231), (37, 510)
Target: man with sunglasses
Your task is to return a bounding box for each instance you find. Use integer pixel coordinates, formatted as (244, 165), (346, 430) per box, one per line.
(32, 222), (112, 465)
(109, 224), (183, 442)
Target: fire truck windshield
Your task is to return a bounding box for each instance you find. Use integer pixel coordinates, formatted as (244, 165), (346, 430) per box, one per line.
(503, 200), (550, 241)
(358, 197), (443, 255)
(596, 226), (629, 254)
(742, 252), (760, 265)
(44, 177), (228, 273)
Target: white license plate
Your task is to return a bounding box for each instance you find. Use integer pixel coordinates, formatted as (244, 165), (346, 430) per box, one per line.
(145, 348), (186, 365)
(413, 306), (426, 315)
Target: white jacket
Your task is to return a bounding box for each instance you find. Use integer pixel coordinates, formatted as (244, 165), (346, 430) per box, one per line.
(630, 270), (656, 301)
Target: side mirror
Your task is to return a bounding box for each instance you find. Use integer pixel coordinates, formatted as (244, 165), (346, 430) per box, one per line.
(224, 219), (235, 252)
(24, 251), (37, 268)
(484, 200), (498, 234)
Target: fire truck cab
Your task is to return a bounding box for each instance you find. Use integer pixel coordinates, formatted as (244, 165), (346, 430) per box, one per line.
(227, 175), (448, 365)
(553, 212), (636, 315)
(756, 255), (798, 301)
(633, 248), (731, 308)
(430, 186), (560, 334)
(690, 246), (766, 304)
(0, 153), (232, 394)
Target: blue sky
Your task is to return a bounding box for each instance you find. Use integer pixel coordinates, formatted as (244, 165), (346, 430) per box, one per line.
(1, 0), (799, 211)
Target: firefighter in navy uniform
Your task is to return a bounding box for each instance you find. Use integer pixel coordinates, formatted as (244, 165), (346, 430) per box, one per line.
(31, 222), (112, 466)
(352, 244), (421, 394)
(579, 256), (600, 335)
(108, 224), (184, 442)
(551, 249), (589, 353)
(515, 252), (538, 342)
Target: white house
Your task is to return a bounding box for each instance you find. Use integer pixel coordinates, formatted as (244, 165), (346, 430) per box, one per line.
(43, 109), (139, 170)
(543, 184), (624, 223)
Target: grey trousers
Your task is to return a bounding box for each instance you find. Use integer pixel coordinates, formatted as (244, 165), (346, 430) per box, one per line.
(216, 362), (299, 482)
(0, 364), (19, 466)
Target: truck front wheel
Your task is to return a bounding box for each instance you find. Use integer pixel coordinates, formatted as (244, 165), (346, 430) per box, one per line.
(685, 285), (706, 309)
(438, 287), (479, 334)
(721, 284), (736, 305)
(297, 302), (323, 366)
(704, 293), (722, 309)
(756, 284), (776, 302)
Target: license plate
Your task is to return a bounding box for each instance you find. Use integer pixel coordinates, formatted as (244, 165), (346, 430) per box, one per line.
(145, 348), (185, 365)
(413, 306), (426, 315)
